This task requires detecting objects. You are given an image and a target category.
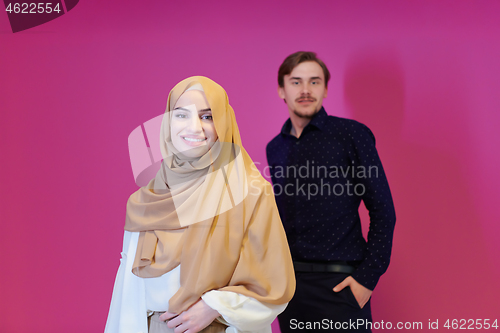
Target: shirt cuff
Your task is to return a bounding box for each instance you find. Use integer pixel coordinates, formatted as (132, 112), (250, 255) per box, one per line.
(351, 265), (382, 291)
(202, 290), (286, 332)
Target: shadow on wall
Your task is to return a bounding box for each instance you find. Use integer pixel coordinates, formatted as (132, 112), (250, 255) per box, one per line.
(343, 50), (497, 324)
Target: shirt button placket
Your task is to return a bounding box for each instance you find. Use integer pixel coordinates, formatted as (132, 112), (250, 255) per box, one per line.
(293, 138), (301, 231)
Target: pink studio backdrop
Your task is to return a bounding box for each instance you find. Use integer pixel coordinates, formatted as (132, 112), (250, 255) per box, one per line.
(1, 1), (499, 332)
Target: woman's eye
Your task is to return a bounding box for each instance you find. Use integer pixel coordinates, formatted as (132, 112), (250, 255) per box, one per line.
(175, 113), (187, 118)
(201, 115), (213, 120)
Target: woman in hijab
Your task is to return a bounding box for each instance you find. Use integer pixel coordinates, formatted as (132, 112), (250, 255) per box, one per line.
(105, 76), (295, 333)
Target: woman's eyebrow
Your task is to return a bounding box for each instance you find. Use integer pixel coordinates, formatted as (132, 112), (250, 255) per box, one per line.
(198, 108), (212, 113)
(173, 106), (190, 111)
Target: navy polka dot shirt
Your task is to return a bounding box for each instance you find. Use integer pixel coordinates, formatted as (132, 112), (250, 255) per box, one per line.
(266, 108), (396, 290)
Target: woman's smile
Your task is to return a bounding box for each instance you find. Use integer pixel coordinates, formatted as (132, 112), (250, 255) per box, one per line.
(181, 135), (207, 145)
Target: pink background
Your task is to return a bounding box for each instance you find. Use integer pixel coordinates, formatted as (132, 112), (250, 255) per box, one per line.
(1, 1), (499, 332)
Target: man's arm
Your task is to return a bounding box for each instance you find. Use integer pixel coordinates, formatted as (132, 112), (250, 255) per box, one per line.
(349, 123), (396, 290)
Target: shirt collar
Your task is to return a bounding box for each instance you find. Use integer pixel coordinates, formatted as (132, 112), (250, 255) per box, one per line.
(280, 107), (328, 136)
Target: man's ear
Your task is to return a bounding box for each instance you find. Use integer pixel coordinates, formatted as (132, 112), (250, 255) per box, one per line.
(324, 87), (328, 99)
(278, 86), (285, 99)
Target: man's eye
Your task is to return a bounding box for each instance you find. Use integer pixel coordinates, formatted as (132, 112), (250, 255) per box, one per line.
(292, 81), (299, 85)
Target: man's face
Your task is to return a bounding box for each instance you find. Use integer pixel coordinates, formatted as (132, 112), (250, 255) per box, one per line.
(278, 61), (328, 119)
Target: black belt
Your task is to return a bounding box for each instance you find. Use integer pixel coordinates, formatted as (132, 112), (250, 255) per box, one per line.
(293, 261), (355, 274)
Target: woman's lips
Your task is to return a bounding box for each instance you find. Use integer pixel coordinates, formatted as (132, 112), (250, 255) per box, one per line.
(181, 136), (207, 146)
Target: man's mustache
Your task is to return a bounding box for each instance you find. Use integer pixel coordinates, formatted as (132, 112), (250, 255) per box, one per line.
(296, 96), (316, 102)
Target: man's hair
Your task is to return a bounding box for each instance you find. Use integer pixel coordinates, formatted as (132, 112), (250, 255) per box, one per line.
(278, 51), (331, 88)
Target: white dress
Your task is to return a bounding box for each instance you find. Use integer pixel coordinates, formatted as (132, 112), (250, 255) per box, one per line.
(104, 231), (287, 333)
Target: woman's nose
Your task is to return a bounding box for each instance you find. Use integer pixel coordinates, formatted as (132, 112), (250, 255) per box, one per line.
(186, 115), (203, 133)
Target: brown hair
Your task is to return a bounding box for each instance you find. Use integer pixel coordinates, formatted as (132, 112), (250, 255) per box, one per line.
(278, 51), (331, 88)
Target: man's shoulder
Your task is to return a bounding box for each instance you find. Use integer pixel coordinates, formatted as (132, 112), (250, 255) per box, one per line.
(266, 132), (284, 152)
(324, 114), (375, 140)
(325, 114), (369, 130)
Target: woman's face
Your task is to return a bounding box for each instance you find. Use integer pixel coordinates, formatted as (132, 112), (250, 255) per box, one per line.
(171, 90), (218, 158)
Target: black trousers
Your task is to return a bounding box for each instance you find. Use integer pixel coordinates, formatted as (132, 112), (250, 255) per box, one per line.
(278, 272), (373, 332)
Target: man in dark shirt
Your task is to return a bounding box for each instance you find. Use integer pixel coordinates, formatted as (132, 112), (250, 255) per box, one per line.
(266, 51), (396, 332)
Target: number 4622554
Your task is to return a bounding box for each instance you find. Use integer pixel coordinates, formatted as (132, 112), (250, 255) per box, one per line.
(5, 3), (61, 14)
(444, 319), (498, 330)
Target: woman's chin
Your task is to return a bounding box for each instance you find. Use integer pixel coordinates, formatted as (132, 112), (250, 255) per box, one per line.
(177, 146), (208, 159)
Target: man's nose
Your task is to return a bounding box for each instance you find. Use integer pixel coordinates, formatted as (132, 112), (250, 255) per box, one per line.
(301, 83), (311, 94)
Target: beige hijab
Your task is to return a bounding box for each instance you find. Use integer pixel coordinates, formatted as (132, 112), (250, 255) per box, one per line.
(124, 76), (295, 313)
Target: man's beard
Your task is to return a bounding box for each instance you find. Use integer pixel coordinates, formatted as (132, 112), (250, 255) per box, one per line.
(293, 108), (317, 119)
(292, 96), (319, 119)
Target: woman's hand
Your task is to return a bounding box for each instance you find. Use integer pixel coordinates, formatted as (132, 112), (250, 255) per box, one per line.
(159, 299), (220, 333)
